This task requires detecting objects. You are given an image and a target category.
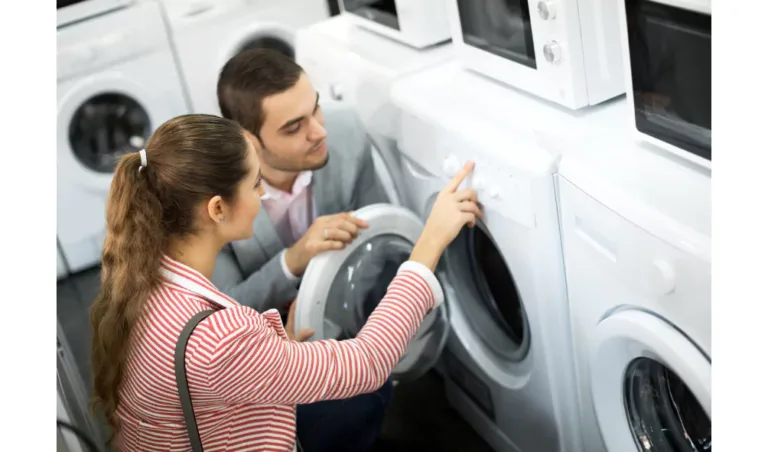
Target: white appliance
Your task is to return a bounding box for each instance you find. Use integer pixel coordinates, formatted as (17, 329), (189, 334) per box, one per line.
(57, 1), (190, 272)
(165, 0), (329, 116)
(618, 0), (711, 168)
(447, 0), (626, 109)
(339, 0), (452, 49)
(57, 0), (134, 27)
(558, 125), (711, 451)
(296, 15), (453, 208)
(293, 61), (627, 452)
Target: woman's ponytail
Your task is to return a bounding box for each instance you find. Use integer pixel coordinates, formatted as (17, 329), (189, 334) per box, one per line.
(86, 114), (250, 447)
(89, 151), (166, 445)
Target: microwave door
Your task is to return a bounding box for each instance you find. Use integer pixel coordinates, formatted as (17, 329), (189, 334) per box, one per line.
(457, 0), (537, 69)
(628, 0), (711, 160)
(343, 0), (400, 30)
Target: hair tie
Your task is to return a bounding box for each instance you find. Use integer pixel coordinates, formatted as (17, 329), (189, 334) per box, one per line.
(138, 149), (147, 173)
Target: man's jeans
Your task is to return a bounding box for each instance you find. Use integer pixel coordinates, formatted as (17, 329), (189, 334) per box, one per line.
(296, 379), (394, 452)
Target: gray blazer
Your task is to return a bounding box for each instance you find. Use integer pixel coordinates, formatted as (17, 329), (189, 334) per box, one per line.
(211, 106), (389, 312)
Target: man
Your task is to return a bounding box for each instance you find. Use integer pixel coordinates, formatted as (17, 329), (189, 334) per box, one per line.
(212, 49), (389, 315)
(212, 48), (393, 452)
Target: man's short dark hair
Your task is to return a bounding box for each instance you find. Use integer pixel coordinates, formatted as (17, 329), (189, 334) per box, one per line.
(217, 48), (304, 138)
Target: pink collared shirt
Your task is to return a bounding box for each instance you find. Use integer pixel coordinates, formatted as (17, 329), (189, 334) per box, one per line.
(260, 171), (316, 281)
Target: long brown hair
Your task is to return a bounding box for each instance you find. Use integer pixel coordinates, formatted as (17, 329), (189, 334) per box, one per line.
(89, 114), (250, 445)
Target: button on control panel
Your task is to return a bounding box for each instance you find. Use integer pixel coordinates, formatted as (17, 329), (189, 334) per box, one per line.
(440, 154), (536, 228)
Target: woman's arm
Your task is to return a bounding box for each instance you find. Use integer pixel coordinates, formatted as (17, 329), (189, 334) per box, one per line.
(203, 262), (443, 405)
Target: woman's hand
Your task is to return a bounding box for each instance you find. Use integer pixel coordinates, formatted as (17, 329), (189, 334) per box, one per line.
(285, 301), (314, 342)
(410, 161), (481, 271)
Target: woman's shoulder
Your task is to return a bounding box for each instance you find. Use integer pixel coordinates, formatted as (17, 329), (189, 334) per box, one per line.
(199, 306), (288, 344)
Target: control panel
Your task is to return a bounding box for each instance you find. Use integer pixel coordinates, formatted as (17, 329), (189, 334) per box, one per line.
(398, 108), (537, 229)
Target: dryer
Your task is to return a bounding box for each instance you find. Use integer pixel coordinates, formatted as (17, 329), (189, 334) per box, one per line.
(57, 1), (190, 273)
(164, 0), (329, 116)
(296, 15), (453, 209)
(557, 126), (711, 452)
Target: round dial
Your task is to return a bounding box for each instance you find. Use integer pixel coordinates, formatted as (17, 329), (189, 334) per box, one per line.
(543, 41), (563, 64)
(538, 1), (558, 20)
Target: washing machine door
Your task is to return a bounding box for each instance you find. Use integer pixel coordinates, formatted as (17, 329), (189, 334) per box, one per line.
(294, 203), (450, 381)
(590, 309), (711, 451)
(58, 76), (153, 192)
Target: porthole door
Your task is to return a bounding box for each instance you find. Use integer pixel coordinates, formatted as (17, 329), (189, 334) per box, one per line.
(590, 309), (711, 451)
(294, 203), (450, 381)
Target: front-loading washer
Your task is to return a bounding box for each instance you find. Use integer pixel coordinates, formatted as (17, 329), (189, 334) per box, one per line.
(557, 124), (711, 452)
(57, 1), (190, 273)
(164, 0), (329, 116)
(296, 15), (453, 209)
(380, 61), (629, 452)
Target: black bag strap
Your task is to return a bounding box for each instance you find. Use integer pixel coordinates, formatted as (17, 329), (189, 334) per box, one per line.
(175, 309), (216, 452)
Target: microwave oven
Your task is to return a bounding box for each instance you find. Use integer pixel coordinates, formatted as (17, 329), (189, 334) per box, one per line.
(619, 0), (711, 168)
(447, 0), (626, 110)
(340, 0), (452, 49)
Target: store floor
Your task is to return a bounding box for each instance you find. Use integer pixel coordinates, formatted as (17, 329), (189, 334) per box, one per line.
(57, 267), (494, 452)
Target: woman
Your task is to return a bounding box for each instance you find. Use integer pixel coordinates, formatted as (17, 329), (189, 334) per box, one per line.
(90, 114), (481, 452)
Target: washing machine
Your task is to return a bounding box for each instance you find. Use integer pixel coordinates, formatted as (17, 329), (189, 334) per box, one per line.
(296, 15), (453, 209)
(293, 61), (621, 451)
(57, 1), (190, 273)
(557, 130), (711, 452)
(164, 0), (329, 116)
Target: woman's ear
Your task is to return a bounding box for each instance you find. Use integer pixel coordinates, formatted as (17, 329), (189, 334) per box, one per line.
(206, 195), (227, 224)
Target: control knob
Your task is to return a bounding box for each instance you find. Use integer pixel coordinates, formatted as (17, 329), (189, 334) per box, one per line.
(537, 1), (557, 20)
(442, 155), (461, 176)
(543, 41), (563, 64)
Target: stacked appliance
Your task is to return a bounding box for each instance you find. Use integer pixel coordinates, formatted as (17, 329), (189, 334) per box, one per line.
(57, 0), (190, 273)
(618, 0), (712, 167)
(163, 0), (329, 116)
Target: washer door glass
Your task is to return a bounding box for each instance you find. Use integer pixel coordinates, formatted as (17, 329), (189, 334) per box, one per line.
(68, 93), (150, 173)
(295, 204), (450, 381)
(238, 36), (295, 60)
(625, 358), (712, 451)
(324, 233), (411, 339)
(447, 222), (531, 361)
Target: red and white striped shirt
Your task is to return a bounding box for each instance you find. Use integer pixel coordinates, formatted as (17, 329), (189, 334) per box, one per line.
(116, 255), (443, 451)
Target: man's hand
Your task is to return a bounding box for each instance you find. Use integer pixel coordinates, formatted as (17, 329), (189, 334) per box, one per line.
(285, 300), (314, 342)
(284, 212), (369, 276)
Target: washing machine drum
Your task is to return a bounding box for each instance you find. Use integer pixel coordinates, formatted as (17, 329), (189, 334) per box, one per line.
(624, 358), (711, 451)
(68, 93), (151, 173)
(237, 36), (295, 60)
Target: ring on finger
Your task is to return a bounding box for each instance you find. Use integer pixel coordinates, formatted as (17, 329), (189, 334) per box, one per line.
(323, 228), (329, 240)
